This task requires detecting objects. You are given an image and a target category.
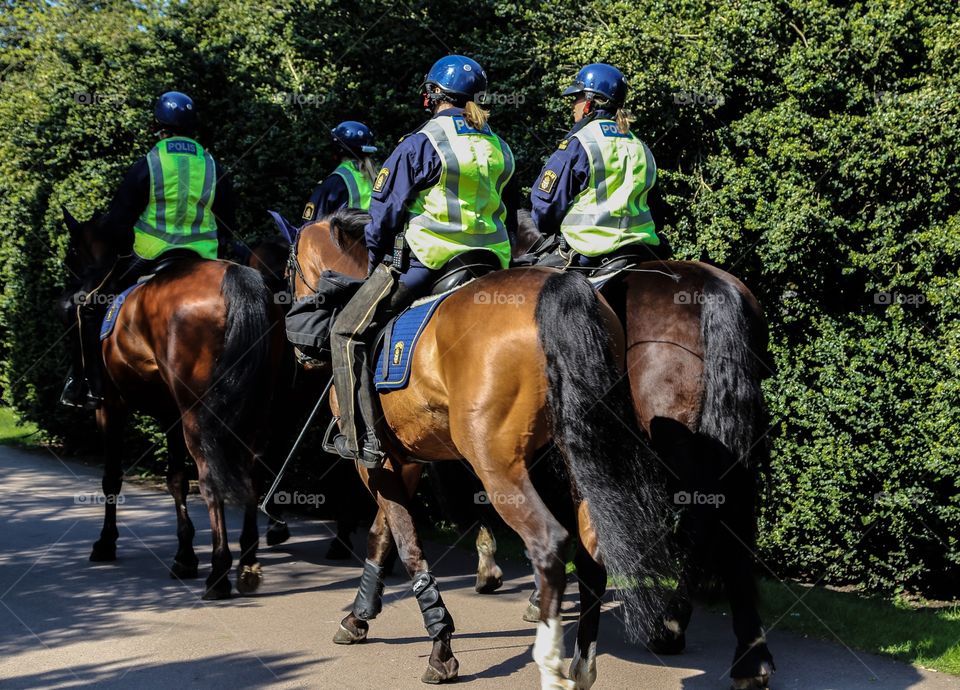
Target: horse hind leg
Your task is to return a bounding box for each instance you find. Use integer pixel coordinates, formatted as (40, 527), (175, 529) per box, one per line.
(722, 471), (774, 689)
(235, 502), (263, 594)
(471, 467), (572, 689)
(165, 425), (199, 579)
(181, 413), (234, 600)
(90, 400), (127, 562)
(569, 511), (606, 690)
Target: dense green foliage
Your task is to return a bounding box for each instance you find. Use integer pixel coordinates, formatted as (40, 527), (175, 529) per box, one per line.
(1, 0), (957, 595)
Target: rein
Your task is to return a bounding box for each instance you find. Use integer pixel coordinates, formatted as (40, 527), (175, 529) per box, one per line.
(287, 231), (318, 296)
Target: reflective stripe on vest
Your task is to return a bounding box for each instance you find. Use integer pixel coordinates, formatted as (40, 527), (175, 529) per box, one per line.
(405, 115), (514, 270)
(134, 136), (219, 260)
(560, 119), (658, 257)
(332, 160), (373, 210)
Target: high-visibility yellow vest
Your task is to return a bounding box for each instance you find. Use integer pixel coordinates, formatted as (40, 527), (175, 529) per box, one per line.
(134, 136), (219, 260)
(332, 159), (373, 210)
(404, 115), (514, 270)
(561, 119), (658, 257)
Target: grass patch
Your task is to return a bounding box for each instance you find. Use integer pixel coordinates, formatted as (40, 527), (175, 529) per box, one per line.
(0, 406), (40, 447)
(744, 579), (960, 676)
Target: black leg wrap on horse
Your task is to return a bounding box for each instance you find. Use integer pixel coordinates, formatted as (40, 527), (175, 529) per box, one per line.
(351, 559), (386, 621)
(412, 571), (454, 639)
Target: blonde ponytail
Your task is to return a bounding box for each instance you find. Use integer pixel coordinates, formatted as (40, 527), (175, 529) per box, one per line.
(615, 107), (635, 134)
(463, 100), (490, 130)
(359, 155), (377, 186)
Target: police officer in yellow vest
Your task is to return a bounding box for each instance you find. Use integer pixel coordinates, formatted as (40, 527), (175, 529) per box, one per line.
(61, 91), (238, 409)
(329, 55), (517, 465)
(531, 63), (670, 268)
(301, 121), (378, 222)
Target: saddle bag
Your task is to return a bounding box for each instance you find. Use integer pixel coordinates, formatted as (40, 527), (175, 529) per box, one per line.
(284, 270), (364, 359)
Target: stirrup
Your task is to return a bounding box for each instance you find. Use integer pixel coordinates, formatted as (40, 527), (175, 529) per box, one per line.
(321, 416), (343, 455)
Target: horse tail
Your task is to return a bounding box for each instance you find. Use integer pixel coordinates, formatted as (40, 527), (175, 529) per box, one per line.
(197, 263), (276, 504)
(535, 270), (671, 642)
(697, 277), (769, 468)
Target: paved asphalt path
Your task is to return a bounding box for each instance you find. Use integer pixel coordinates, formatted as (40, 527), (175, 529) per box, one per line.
(0, 447), (955, 689)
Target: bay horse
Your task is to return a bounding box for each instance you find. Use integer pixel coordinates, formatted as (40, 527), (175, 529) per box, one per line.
(291, 209), (673, 687)
(60, 208), (285, 599)
(326, 214), (776, 689)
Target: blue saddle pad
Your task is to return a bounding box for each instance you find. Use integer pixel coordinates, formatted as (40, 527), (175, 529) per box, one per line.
(373, 292), (455, 391)
(99, 284), (141, 341)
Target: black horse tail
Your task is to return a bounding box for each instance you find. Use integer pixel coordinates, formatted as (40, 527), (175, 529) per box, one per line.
(697, 277), (770, 468)
(197, 263), (276, 504)
(535, 270), (672, 642)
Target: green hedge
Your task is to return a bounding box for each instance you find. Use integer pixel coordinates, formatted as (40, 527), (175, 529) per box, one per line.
(1, 0), (956, 596)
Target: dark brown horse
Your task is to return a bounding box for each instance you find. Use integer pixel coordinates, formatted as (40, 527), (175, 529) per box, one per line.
(513, 219), (776, 689)
(291, 210), (673, 687)
(61, 209), (285, 599)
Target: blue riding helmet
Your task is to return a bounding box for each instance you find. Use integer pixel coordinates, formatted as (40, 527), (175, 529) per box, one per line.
(562, 63), (628, 108)
(422, 55), (488, 102)
(331, 120), (377, 156)
(154, 91), (197, 133)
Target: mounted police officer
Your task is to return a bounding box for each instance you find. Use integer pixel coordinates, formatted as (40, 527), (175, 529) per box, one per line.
(302, 120), (378, 222)
(329, 54), (517, 465)
(61, 91), (239, 409)
(531, 63), (670, 268)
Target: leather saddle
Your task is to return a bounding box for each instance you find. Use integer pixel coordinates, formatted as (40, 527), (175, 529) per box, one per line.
(429, 249), (501, 295)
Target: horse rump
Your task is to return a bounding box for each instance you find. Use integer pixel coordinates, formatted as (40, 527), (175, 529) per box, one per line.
(196, 263), (278, 503)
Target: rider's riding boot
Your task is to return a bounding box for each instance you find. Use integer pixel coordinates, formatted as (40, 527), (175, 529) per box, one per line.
(330, 264), (397, 462)
(78, 302), (105, 410)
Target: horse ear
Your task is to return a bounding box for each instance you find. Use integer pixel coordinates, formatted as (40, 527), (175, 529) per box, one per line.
(61, 205), (81, 235)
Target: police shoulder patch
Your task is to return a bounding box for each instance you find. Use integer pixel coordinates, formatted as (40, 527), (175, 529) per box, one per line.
(558, 139), (569, 150)
(538, 170), (559, 195)
(373, 167), (390, 193)
(302, 202), (315, 220)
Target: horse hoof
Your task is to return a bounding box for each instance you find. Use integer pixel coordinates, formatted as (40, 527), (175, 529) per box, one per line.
(474, 567), (503, 594)
(265, 523), (290, 547)
(522, 602), (541, 623)
(647, 631), (686, 655)
(169, 559), (199, 580)
(421, 657), (459, 684)
(89, 542), (116, 562)
(324, 539), (353, 560)
(731, 662), (773, 690)
(202, 581), (232, 601)
(333, 623), (368, 645)
(236, 563), (263, 594)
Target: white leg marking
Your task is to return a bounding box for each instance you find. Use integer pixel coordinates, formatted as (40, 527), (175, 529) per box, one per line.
(533, 617), (572, 689)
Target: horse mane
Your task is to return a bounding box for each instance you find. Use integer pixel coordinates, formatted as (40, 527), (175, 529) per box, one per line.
(324, 207), (371, 240)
